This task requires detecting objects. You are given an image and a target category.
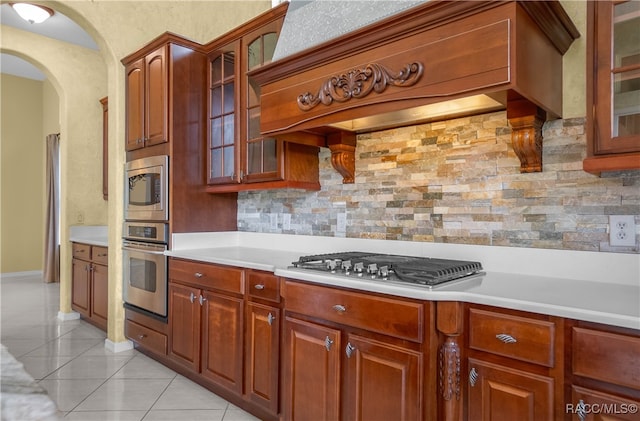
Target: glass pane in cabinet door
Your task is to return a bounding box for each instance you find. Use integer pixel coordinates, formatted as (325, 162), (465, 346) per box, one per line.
(210, 149), (222, 179)
(210, 117), (222, 147)
(224, 52), (235, 78)
(211, 87), (222, 117)
(614, 69), (640, 137)
(223, 115), (235, 146)
(211, 56), (222, 84)
(223, 146), (235, 178)
(247, 141), (262, 175)
(248, 107), (260, 140)
(248, 77), (260, 107)
(223, 83), (235, 114)
(613, 2), (640, 68)
(248, 38), (261, 71)
(263, 33), (278, 63)
(263, 138), (277, 172)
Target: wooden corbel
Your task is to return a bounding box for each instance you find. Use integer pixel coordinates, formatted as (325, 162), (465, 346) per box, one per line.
(436, 301), (464, 421)
(507, 98), (546, 173)
(327, 131), (357, 184)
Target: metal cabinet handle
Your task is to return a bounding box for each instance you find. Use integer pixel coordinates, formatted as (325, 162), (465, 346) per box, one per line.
(332, 304), (346, 313)
(324, 336), (334, 351)
(194, 272), (203, 278)
(138, 334), (147, 340)
(198, 295), (206, 306)
(267, 312), (275, 326)
(469, 367), (478, 387)
(345, 342), (356, 358)
(189, 292), (196, 303)
(496, 333), (517, 344)
(576, 399), (587, 421)
(254, 284), (265, 290)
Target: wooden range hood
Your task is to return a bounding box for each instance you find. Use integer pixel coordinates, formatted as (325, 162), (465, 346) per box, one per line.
(251, 1), (580, 183)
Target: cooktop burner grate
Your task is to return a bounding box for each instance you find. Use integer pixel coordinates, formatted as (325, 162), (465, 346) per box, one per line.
(291, 252), (484, 287)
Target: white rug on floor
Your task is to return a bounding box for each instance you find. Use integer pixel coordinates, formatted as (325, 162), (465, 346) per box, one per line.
(1, 344), (59, 420)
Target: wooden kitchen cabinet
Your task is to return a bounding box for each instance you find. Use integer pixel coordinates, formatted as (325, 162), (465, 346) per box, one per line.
(125, 308), (168, 356)
(168, 258), (244, 394)
(124, 45), (167, 152)
(569, 322), (640, 421)
(204, 3), (320, 193)
(245, 270), (281, 415)
(583, 0), (640, 174)
(71, 242), (108, 331)
(465, 305), (560, 421)
(282, 279), (426, 421)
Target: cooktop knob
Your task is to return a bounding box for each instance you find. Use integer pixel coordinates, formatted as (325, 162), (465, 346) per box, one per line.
(353, 262), (364, 275)
(378, 265), (389, 279)
(341, 260), (352, 274)
(367, 263), (378, 276)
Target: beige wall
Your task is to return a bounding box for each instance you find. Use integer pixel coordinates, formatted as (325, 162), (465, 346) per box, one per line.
(0, 74), (45, 273)
(1, 0), (272, 344)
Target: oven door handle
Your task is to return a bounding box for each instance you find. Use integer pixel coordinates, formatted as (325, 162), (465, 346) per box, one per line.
(122, 245), (166, 255)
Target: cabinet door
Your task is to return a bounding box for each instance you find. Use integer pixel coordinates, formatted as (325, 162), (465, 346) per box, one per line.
(168, 283), (201, 372)
(283, 317), (341, 421)
(571, 386), (640, 421)
(245, 302), (279, 413)
(201, 290), (243, 394)
(467, 358), (554, 421)
(90, 263), (108, 330)
(71, 258), (90, 317)
(344, 334), (422, 421)
(145, 45), (168, 146)
(125, 58), (144, 151)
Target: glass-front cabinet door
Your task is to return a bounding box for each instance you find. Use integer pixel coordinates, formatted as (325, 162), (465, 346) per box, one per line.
(208, 46), (239, 185)
(243, 31), (281, 183)
(585, 0), (640, 173)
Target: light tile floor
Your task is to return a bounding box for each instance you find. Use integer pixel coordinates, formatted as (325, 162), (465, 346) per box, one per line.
(1, 274), (261, 421)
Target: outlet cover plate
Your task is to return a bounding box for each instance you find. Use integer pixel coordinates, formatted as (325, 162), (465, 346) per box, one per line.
(609, 215), (636, 246)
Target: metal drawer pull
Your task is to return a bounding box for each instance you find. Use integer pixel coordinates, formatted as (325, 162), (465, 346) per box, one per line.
(254, 284), (265, 290)
(138, 334), (147, 340)
(496, 334), (517, 344)
(189, 292), (196, 303)
(345, 342), (356, 358)
(198, 295), (206, 306)
(267, 312), (275, 326)
(332, 304), (346, 313)
(469, 367), (478, 387)
(194, 272), (203, 278)
(324, 336), (334, 351)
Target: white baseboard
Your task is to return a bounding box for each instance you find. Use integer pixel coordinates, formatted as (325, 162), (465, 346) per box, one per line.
(57, 311), (80, 321)
(105, 339), (134, 353)
(0, 271), (43, 279)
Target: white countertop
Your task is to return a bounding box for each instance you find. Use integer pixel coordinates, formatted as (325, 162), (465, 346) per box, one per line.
(167, 232), (640, 330)
(69, 225), (108, 247)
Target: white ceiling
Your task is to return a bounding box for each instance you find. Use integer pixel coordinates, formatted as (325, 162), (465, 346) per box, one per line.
(0, 3), (98, 81)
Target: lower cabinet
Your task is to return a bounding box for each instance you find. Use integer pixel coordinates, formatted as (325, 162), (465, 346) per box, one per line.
(71, 242), (108, 331)
(465, 305), (559, 421)
(282, 279), (425, 421)
(124, 308), (168, 356)
(569, 323), (640, 421)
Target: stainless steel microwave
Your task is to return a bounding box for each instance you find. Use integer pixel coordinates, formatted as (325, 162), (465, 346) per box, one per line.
(125, 156), (168, 222)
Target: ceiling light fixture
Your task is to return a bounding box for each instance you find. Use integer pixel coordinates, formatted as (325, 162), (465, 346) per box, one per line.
(10, 3), (54, 24)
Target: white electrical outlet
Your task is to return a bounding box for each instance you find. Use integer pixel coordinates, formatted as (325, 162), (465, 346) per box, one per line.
(609, 215), (636, 247)
(337, 212), (347, 233)
(269, 214), (278, 230)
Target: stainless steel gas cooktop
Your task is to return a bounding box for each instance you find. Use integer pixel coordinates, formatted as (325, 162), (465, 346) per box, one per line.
(291, 252), (484, 288)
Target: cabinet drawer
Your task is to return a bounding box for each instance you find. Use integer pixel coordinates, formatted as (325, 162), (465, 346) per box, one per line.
(92, 246), (109, 265)
(72, 242), (91, 260)
(468, 308), (555, 367)
(169, 258), (244, 295)
(573, 327), (640, 389)
(284, 280), (423, 343)
(247, 270), (280, 303)
(126, 320), (167, 355)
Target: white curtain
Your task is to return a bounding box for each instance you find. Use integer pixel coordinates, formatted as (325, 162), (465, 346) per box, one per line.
(43, 133), (60, 283)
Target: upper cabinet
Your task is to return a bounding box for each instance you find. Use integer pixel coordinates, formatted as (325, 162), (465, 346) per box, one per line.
(124, 45), (168, 152)
(204, 3), (320, 193)
(584, 0), (640, 174)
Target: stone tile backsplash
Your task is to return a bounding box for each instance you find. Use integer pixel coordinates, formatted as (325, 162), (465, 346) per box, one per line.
(238, 112), (639, 253)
